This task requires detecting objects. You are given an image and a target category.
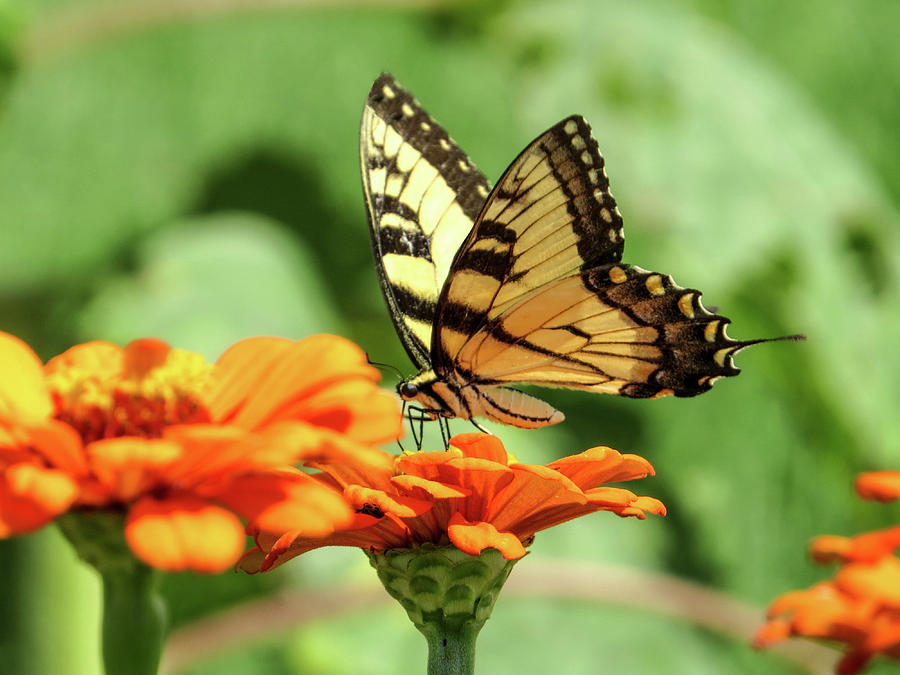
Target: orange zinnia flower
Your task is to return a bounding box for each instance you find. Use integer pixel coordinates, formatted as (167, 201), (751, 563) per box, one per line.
(755, 559), (900, 674)
(0, 331), (400, 572)
(240, 432), (665, 572)
(756, 470), (900, 674)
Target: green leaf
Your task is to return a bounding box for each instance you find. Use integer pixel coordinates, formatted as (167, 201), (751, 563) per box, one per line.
(78, 212), (339, 359)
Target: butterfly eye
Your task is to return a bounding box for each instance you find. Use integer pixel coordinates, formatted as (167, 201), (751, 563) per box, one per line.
(398, 382), (419, 400)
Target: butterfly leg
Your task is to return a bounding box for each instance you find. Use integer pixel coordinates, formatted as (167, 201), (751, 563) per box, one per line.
(396, 401), (410, 452)
(438, 416), (451, 450)
(469, 418), (492, 434)
(405, 406), (432, 450)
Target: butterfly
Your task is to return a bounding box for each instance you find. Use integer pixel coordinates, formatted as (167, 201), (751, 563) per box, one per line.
(361, 73), (797, 430)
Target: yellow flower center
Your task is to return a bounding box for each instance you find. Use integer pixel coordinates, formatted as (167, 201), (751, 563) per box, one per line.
(47, 339), (213, 442)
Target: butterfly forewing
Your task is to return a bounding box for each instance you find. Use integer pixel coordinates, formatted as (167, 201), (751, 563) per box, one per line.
(360, 73), (491, 368)
(433, 115), (625, 372)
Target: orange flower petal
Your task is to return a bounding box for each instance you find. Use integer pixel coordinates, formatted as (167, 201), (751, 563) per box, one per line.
(125, 495), (245, 573)
(813, 528), (900, 564)
(753, 618), (792, 647)
(265, 422), (395, 477)
(811, 535), (854, 563)
(391, 474), (470, 500)
(0, 332), (52, 423)
(0, 463), (78, 536)
(25, 420), (89, 476)
(206, 335), (383, 432)
(548, 447), (654, 487)
(344, 484), (432, 518)
(837, 558), (900, 608)
(280, 378), (402, 446)
(162, 424), (284, 485)
(623, 495), (667, 517)
(44, 340), (123, 377)
(856, 471), (900, 502)
(122, 338), (171, 378)
(584, 486), (638, 508)
(87, 438), (182, 501)
(449, 434), (509, 463)
(447, 513), (526, 559)
(217, 472), (354, 536)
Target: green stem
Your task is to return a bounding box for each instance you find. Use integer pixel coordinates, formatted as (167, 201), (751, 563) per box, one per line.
(100, 563), (167, 675)
(422, 622), (480, 675)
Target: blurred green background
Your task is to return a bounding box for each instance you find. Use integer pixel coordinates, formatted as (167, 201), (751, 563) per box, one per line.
(1, 0), (898, 673)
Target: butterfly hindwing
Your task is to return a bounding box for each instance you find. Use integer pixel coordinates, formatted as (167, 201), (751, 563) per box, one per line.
(361, 73), (491, 368)
(456, 264), (751, 401)
(433, 115), (625, 372)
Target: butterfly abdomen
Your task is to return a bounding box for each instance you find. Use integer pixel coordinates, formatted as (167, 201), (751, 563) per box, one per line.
(399, 370), (565, 428)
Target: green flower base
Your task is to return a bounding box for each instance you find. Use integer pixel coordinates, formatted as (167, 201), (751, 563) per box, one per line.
(367, 544), (519, 675)
(58, 510), (166, 675)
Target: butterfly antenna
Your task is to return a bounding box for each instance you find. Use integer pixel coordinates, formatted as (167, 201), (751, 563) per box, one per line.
(365, 354), (406, 382)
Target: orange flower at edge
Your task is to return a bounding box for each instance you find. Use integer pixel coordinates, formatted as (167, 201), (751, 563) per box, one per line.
(755, 470), (900, 674)
(0, 331), (400, 573)
(240, 432), (666, 573)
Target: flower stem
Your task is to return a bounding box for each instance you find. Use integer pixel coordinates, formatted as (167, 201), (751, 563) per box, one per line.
(100, 562), (167, 675)
(57, 511), (169, 675)
(422, 622), (480, 675)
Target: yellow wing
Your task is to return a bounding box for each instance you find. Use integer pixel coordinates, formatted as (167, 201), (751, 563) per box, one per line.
(360, 73), (490, 368)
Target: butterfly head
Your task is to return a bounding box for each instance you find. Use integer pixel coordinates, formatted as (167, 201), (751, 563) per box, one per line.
(397, 370), (459, 419)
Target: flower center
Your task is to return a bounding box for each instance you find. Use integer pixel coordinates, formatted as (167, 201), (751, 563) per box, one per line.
(47, 339), (213, 442)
